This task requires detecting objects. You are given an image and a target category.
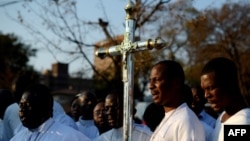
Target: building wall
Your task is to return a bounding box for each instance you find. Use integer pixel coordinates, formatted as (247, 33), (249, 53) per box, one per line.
(41, 62), (93, 113)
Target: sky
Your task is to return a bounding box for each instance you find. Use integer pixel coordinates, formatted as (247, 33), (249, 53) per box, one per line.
(0, 0), (238, 77)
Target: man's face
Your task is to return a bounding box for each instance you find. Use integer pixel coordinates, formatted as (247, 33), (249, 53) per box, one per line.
(149, 65), (176, 106)
(93, 102), (106, 127)
(19, 92), (46, 129)
(105, 94), (122, 128)
(191, 87), (204, 114)
(70, 98), (82, 121)
(201, 72), (227, 113)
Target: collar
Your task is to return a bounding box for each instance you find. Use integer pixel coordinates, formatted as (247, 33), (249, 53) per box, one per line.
(29, 118), (54, 133)
(199, 109), (207, 119)
(79, 118), (94, 125)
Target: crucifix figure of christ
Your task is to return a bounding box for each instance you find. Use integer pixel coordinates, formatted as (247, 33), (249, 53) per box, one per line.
(95, 1), (168, 141)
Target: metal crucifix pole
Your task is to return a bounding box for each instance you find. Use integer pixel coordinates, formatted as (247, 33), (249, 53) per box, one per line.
(95, 0), (167, 141)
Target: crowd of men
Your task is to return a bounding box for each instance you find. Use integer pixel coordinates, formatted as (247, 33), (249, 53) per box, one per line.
(0, 57), (250, 141)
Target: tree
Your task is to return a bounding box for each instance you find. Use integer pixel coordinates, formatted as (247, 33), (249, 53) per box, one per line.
(0, 32), (37, 89)
(6, 0), (173, 99)
(185, 2), (250, 104)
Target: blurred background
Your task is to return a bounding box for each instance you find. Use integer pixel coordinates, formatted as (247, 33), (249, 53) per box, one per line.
(1, 0), (249, 120)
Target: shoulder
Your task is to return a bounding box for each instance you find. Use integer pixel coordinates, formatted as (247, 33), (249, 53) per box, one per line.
(53, 113), (78, 130)
(10, 129), (27, 141)
(134, 123), (151, 132)
(228, 108), (250, 124)
(53, 122), (91, 140)
(172, 104), (204, 129)
(4, 103), (18, 116)
(133, 125), (152, 136)
(93, 129), (114, 141)
(176, 103), (199, 121)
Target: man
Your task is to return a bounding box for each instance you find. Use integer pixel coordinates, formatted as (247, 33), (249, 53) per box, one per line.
(14, 100), (78, 134)
(200, 57), (250, 141)
(2, 72), (38, 141)
(184, 84), (213, 141)
(149, 60), (205, 141)
(93, 92), (152, 141)
(191, 84), (216, 128)
(93, 100), (111, 135)
(10, 84), (90, 141)
(75, 90), (99, 139)
(0, 89), (14, 141)
(69, 94), (82, 122)
(4, 72), (78, 139)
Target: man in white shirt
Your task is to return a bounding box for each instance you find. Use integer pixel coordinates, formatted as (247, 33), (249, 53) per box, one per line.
(191, 85), (216, 128)
(0, 90), (14, 141)
(10, 84), (90, 141)
(149, 60), (205, 141)
(13, 100), (78, 134)
(200, 57), (250, 141)
(93, 100), (111, 135)
(3, 72), (79, 140)
(2, 72), (36, 141)
(93, 92), (152, 141)
(75, 90), (99, 139)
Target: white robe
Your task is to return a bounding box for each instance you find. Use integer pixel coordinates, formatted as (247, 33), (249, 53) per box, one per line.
(93, 125), (152, 141)
(209, 108), (250, 141)
(199, 110), (216, 128)
(10, 118), (90, 141)
(2, 103), (20, 141)
(201, 121), (213, 141)
(0, 119), (3, 141)
(4, 100), (77, 140)
(150, 103), (205, 141)
(76, 118), (99, 139)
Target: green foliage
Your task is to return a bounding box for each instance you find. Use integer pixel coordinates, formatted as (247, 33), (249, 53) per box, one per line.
(0, 32), (37, 89)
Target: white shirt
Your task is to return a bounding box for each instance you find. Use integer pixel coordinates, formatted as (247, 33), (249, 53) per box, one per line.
(2, 103), (20, 141)
(53, 101), (65, 114)
(0, 119), (3, 141)
(199, 110), (216, 128)
(209, 108), (250, 141)
(201, 121), (213, 141)
(10, 118), (91, 141)
(76, 118), (99, 139)
(14, 101), (78, 135)
(93, 125), (152, 141)
(150, 103), (205, 141)
(53, 112), (78, 130)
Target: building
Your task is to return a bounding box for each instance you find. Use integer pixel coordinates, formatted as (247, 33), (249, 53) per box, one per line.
(41, 62), (93, 113)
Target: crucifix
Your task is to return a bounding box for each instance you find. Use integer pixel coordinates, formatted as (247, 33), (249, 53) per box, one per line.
(95, 0), (167, 141)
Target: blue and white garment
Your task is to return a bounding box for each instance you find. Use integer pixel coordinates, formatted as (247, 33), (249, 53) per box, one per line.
(10, 118), (90, 141)
(76, 118), (99, 139)
(93, 124), (152, 141)
(209, 108), (250, 141)
(2, 103), (20, 141)
(150, 103), (205, 141)
(199, 110), (216, 128)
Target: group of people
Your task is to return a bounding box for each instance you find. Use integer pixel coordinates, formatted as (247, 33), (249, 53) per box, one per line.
(148, 57), (250, 141)
(0, 56), (250, 141)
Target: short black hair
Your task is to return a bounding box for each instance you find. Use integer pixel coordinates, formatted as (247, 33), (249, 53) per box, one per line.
(153, 60), (185, 83)
(201, 57), (238, 89)
(23, 84), (53, 115)
(12, 71), (39, 103)
(77, 90), (97, 105)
